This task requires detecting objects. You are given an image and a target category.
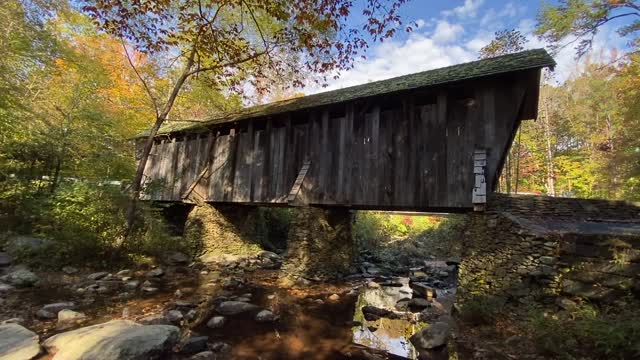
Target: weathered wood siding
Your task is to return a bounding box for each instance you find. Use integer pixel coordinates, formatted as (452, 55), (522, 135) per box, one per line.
(140, 69), (540, 211)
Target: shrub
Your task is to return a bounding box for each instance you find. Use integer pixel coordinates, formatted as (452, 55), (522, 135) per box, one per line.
(458, 294), (504, 326)
(528, 303), (640, 359)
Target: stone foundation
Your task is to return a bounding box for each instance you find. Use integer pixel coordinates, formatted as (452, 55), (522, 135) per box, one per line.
(183, 204), (264, 263)
(281, 207), (355, 281)
(458, 195), (640, 305)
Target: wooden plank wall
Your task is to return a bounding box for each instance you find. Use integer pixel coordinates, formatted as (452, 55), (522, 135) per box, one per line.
(140, 70), (538, 211)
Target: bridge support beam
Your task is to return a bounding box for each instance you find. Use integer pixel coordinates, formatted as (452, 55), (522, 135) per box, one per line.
(281, 207), (354, 283)
(184, 203), (264, 263)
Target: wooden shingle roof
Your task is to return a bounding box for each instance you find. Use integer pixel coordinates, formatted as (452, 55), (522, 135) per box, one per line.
(141, 48), (554, 137)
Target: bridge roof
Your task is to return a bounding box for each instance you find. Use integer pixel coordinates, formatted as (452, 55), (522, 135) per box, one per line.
(141, 48), (554, 138)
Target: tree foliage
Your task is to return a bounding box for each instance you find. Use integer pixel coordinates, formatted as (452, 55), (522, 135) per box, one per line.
(536, 0), (640, 57)
(479, 29), (527, 59)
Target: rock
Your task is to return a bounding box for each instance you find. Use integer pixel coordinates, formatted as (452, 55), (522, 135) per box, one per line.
(328, 294), (340, 301)
(0, 323), (41, 360)
(0, 252), (12, 267)
(1, 318), (25, 325)
(43, 320), (179, 360)
(234, 296), (251, 303)
(142, 287), (159, 294)
(58, 309), (86, 322)
(165, 251), (190, 265)
(206, 316), (226, 329)
(445, 257), (461, 266)
(57, 310), (87, 330)
(36, 309), (57, 320)
(361, 306), (399, 321)
(87, 272), (108, 281)
(61, 266), (78, 275)
(185, 309), (197, 321)
(138, 314), (170, 326)
(147, 268), (164, 277)
(190, 351), (215, 360)
(410, 282), (435, 299)
(367, 281), (381, 289)
(409, 298), (431, 310)
(556, 297), (578, 311)
(1, 269), (39, 287)
(42, 302), (76, 314)
(116, 269), (132, 277)
(216, 301), (260, 316)
(0, 282), (14, 294)
(124, 280), (140, 290)
(180, 336), (209, 354)
(410, 322), (452, 351)
(166, 310), (184, 323)
(255, 310), (277, 322)
(209, 342), (231, 353)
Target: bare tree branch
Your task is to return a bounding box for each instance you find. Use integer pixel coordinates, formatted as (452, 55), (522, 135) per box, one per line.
(120, 38), (159, 117)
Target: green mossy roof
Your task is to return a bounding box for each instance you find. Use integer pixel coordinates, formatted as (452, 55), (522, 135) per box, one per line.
(140, 48), (554, 138)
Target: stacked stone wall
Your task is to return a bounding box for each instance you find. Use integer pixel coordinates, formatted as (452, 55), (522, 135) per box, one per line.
(281, 207), (355, 281)
(458, 195), (640, 305)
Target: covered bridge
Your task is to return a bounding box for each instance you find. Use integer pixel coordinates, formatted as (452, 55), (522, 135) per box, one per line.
(136, 49), (555, 212)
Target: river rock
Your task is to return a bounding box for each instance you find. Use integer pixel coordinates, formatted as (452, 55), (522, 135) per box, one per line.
(166, 310), (183, 323)
(147, 268), (164, 277)
(138, 314), (170, 326)
(255, 310), (277, 322)
(165, 251), (190, 265)
(87, 272), (108, 281)
(206, 316), (226, 329)
(0, 282), (14, 294)
(36, 309), (57, 320)
(328, 294), (340, 301)
(57, 310), (87, 330)
(410, 322), (451, 351)
(179, 336), (209, 354)
(0, 252), (12, 267)
(61, 266), (78, 275)
(42, 302), (76, 314)
(216, 301), (260, 316)
(43, 319), (179, 360)
(124, 280), (140, 290)
(190, 351), (215, 360)
(409, 298), (431, 310)
(0, 323), (41, 359)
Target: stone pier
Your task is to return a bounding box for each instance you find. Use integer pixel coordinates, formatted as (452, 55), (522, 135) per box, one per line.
(281, 207), (355, 281)
(183, 204), (264, 263)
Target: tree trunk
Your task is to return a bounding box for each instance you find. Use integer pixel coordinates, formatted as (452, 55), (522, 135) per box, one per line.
(122, 116), (165, 240)
(541, 92), (556, 196)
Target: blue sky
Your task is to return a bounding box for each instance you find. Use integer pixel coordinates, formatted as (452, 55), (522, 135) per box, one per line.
(308, 0), (627, 93)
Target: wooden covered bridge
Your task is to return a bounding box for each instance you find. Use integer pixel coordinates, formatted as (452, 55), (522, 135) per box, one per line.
(136, 49), (555, 212)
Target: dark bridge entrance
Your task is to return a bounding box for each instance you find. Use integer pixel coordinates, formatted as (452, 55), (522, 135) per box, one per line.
(136, 49), (554, 212)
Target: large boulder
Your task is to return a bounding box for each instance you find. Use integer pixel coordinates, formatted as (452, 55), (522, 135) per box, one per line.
(42, 319), (180, 360)
(0, 323), (41, 360)
(410, 322), (451, 352)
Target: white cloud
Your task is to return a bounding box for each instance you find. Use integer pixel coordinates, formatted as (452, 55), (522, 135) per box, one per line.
(432, 20), (464, 43)
(443, 0), (484, 18)
(305, 31), (475, 94)
(301, 3), (627, 96)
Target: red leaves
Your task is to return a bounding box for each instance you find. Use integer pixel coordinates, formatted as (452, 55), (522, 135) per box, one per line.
(81, 0), (408, 90)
